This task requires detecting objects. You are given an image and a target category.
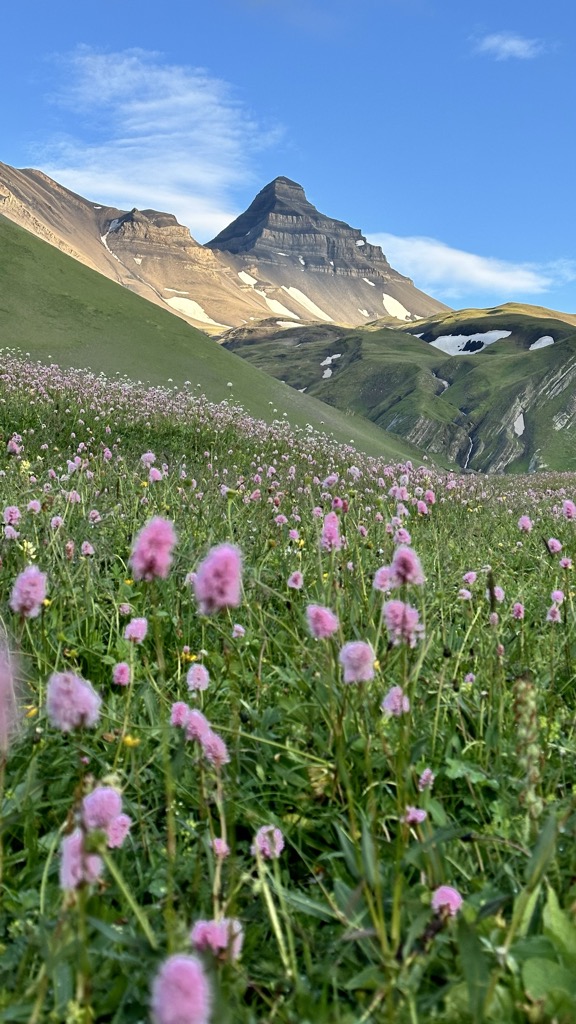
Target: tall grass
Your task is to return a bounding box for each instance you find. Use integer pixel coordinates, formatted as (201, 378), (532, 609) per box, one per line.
(1, 352), (575, 1023)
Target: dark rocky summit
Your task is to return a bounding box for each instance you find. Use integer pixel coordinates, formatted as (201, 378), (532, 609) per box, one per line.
(207, 176), (395, 281)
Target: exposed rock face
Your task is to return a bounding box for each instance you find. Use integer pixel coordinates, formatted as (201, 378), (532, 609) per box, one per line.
(0, 161), (447, 332)
(208, 176), (391, 275)
(208, 177), (447, 324)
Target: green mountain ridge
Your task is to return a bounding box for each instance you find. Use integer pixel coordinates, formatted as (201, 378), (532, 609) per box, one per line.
(223, 308), (576, 473)
(0, 213), (432, 464)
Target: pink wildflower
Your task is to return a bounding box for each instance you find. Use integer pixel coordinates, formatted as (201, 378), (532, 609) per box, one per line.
(124, 617), (148, 643)
(418, 768), (435, 792)
(193, 543), (242, 615)
(306, 604), (339, 639)
(140, 451), (156, 468)
(338, 641), (375, 683)
(201, 730), (230, 768)
(186, 710), (212, 743)
(212, 838), (230, 859)
(189, 918), (244, 961)
(394, 527), (411, 545)
(9, 565), (47, 618)
(383, 600), (424, 647)
(560, 557), (573, 569)
(106, 813), (132, 849)
(416, 500), (428, 515)
(232, 623), (245, 638)
(46, 671), (102, 732)
(113, 662), (131, 686)
(27, 500), (41, 514)
(547, 605), (561, 623)
(82, 786), (122, 831)
(3, 506), (21, 525)
(81, 541), (94, 556)
(170, 701), (191, 728)
(562, 500), (576, 520)
(431, 885), (463, 917)
(464, 672), (476, 684)
(187, 664), (210, 692)
(402, 807), (427, 825)
(149, 467), (163, 483)
(392, 546), (425, 585)
(462, 571), (477, 585)
(60, 829), (103, 890)
(321, 511), (342, 551)
(129, 516), (177, 581)
(251, 825), (285, 859)
(373, 565), (395, 592)
(287, 571), (304, 590)
(512, 603), (525, 620)
(518, 516), (533, 532)
(88, 509), (101, 524)
(150, 954), (212, 1024)
(459, 589), (472, 601)
(489, 612), (499, 627)
(381, 685), (410, 716)
(551, 589), (564, 604)
(548, 538), (562, 554)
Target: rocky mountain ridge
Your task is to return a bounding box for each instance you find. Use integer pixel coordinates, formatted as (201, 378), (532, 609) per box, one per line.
(0, 161), (447, 333)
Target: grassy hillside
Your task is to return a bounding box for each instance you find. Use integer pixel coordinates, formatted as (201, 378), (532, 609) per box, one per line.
(0, 214), (426, 463)
(224, 310), (576, 472)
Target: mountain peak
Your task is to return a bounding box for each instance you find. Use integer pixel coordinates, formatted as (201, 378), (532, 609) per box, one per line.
(206, 176), (393, 276)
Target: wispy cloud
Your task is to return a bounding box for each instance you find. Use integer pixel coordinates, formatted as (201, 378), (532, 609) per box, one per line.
(367, 233), (576, 301)
(474, 32), (545, 61)
(39, 47), (283, 239)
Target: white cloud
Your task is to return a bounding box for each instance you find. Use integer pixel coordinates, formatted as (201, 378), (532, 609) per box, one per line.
(475, 32), (545, 61)
(39, 47), (283, 239)
(367, 233), (576, 301)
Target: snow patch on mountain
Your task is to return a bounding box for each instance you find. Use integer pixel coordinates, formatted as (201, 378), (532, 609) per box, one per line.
(165, 296), (229, 327)
(281, 287), (333, 321)
(382, 293), (412, 320)
(529, 336), (555, 350)
(430, 330), (511, 355)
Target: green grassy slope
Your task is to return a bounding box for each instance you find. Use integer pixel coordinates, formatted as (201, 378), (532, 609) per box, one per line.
(0, 214), (427, 463)
(224, 310), (576, 472)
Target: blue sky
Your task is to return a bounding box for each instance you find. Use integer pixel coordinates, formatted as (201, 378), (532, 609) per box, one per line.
(2, 0), (575, 312)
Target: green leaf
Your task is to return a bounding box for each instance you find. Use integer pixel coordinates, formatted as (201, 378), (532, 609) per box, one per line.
(281, 890), (335, 923)
(360, 819), (377, 889)
(522, 957), (576, 1002)
(516, 881), (542, 938)
(457, 915), (490, 1024)
(344, 965), (385, 991)
(543, 887), (576, 965)
(525, 814), (557, 887)
(334, 824), (360, 880)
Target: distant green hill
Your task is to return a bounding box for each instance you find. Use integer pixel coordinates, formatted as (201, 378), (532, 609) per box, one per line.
(223, 308), (576, 473)
(0, 214), (430, 463)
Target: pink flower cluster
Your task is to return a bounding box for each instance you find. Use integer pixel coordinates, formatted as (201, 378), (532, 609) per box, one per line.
(193, 543), (242, 614)
(338, 641), (375, 683)
(170, 703), (230, 767)
(383, 600), (424, 647)
(374, 546), (424, 592)
(306, 604), (339, 639)
(60, 786), (131, 891)
(190, 917), (244, 961)
(251, 824), (285, 859)
(82, 786), (132, 849)
(151, 954), (211, 1024)
(129, 516), (178, 581)
(9, 565), (48, 619)
(46, 672), (102, 732)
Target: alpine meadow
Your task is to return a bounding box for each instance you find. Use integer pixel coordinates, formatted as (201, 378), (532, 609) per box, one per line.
(1, 350), (576, 1023)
